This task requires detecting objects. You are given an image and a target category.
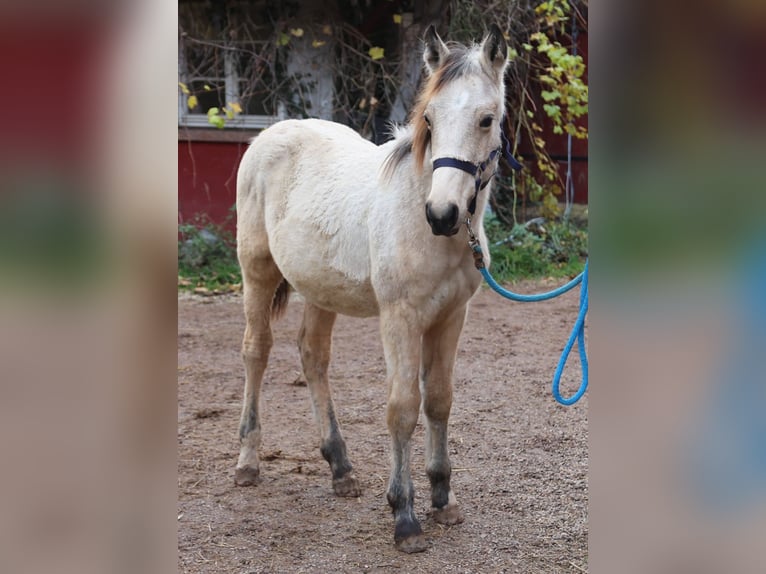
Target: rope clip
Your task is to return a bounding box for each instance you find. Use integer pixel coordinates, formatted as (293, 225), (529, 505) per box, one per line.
(465, 218), (485, 270)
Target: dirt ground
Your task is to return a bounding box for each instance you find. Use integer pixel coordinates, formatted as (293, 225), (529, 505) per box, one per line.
(178, 280), (588, 573)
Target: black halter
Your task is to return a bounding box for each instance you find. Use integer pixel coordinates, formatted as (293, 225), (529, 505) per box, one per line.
(431, 131), (523, 215)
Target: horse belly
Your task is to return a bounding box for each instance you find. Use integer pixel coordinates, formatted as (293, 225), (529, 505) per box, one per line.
(288, 268), (379, 318)
(270, 225), (379, 318)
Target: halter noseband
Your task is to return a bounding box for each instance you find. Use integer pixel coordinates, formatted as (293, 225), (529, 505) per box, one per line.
(431, 131), (523, 215)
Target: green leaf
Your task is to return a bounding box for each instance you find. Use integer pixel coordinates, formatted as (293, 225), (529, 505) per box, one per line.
(178, 82), (190, 95)
(541, 90), (560, 102)
(187, 95), (198, 110)
(207, 107), (220, 117)
(277, 32), (290, 46)
(208, 115), (226, 129)
(368, 46), (384, 60)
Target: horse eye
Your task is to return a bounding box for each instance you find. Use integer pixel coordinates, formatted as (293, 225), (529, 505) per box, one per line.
(479, 116), (493, 128)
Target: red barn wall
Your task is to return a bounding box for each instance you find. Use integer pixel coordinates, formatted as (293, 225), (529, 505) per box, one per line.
(178, 137), (253, 232)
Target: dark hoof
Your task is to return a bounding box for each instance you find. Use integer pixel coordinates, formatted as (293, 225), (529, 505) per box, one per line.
(395, 534), (429, 553)
(431, 503), (464, 525)
(234, 465), (260, 486)
(332, 474), (361, 497)
(394, 517), (427, 553)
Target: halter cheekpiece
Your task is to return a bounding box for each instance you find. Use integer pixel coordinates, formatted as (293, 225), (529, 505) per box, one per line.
(431, 131), (523, 215)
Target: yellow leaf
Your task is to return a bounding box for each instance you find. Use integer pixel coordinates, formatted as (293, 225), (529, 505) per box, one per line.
(277, 32), (290, 46)
(322, 25), (332, 35)
(228, 102), (242, 114)
(187, 95), (198, 110)
(225, 108), (234, 119)
(393, 14), (402, 24)
(312, 40), (326, 48)
(370, 96), (379, 107)
(290, 28), (304, 37)
(204, 84), (212, 91)
(368, 46), (384, 61)
(178, 82), (190, 95)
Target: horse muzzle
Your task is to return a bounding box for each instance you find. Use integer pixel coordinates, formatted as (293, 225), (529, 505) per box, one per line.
(425, 202), (460, 236)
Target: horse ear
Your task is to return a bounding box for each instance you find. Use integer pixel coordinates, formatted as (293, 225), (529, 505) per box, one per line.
(481, 24), (508, 77)
(423, 24), (449, 75)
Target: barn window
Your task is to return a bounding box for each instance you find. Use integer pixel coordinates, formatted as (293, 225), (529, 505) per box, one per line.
(178, 0), (283, 130)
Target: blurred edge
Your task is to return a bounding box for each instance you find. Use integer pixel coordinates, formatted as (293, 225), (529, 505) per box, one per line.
(590, 0), (766, 573)
(0, 2), (178, 574)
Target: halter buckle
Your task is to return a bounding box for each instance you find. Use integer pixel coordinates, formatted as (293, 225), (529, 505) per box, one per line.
(465, 217), (485, 270)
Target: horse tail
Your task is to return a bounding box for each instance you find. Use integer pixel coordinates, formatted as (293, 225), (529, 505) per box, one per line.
(271, 278), (291, 320)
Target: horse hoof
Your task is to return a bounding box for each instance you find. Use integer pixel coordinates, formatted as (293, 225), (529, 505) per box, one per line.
(431, 503), (464, 525)
(395, 534), (429, 553)
(332, 474), (361, 497)
(234, 465), (260, 486)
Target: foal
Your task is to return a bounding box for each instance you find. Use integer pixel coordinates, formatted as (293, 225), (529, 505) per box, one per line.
(234, 25), (508, 553)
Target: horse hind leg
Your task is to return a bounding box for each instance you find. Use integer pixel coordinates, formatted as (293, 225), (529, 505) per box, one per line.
(298, 303), (361, 497)
(234, 257), (285, 486)
(421, 306), (467, 526)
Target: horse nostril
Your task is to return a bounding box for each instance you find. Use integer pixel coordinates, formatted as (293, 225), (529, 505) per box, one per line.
(445, 203), (458, 228)
(425, 202), (459, 235)
(425, 202), (436, 225)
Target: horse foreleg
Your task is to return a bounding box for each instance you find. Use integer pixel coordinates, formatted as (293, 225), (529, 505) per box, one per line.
(235, 261), (282, 486)
(299, 303), (360, 497)
(421, 305), (467, 526)
(381, 306), (428, 553)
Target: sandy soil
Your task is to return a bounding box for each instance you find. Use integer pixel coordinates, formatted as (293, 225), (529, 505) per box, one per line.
(178, 281), (588, 573)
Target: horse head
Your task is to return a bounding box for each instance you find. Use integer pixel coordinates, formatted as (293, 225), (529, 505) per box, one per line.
(413, 25), (509, 236)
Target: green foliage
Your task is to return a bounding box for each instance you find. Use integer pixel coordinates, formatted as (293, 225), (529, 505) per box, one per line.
(178, 215), (241, 293)
(449, 0), (588, 227)
(483, 212), (587, 281)
(178, 82), (243, 129)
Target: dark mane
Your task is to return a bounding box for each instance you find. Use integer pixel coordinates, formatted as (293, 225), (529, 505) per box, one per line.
(381, 44), (477, 179)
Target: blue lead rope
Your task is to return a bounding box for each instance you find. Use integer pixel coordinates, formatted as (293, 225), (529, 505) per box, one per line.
(468, 228), (589, 405)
